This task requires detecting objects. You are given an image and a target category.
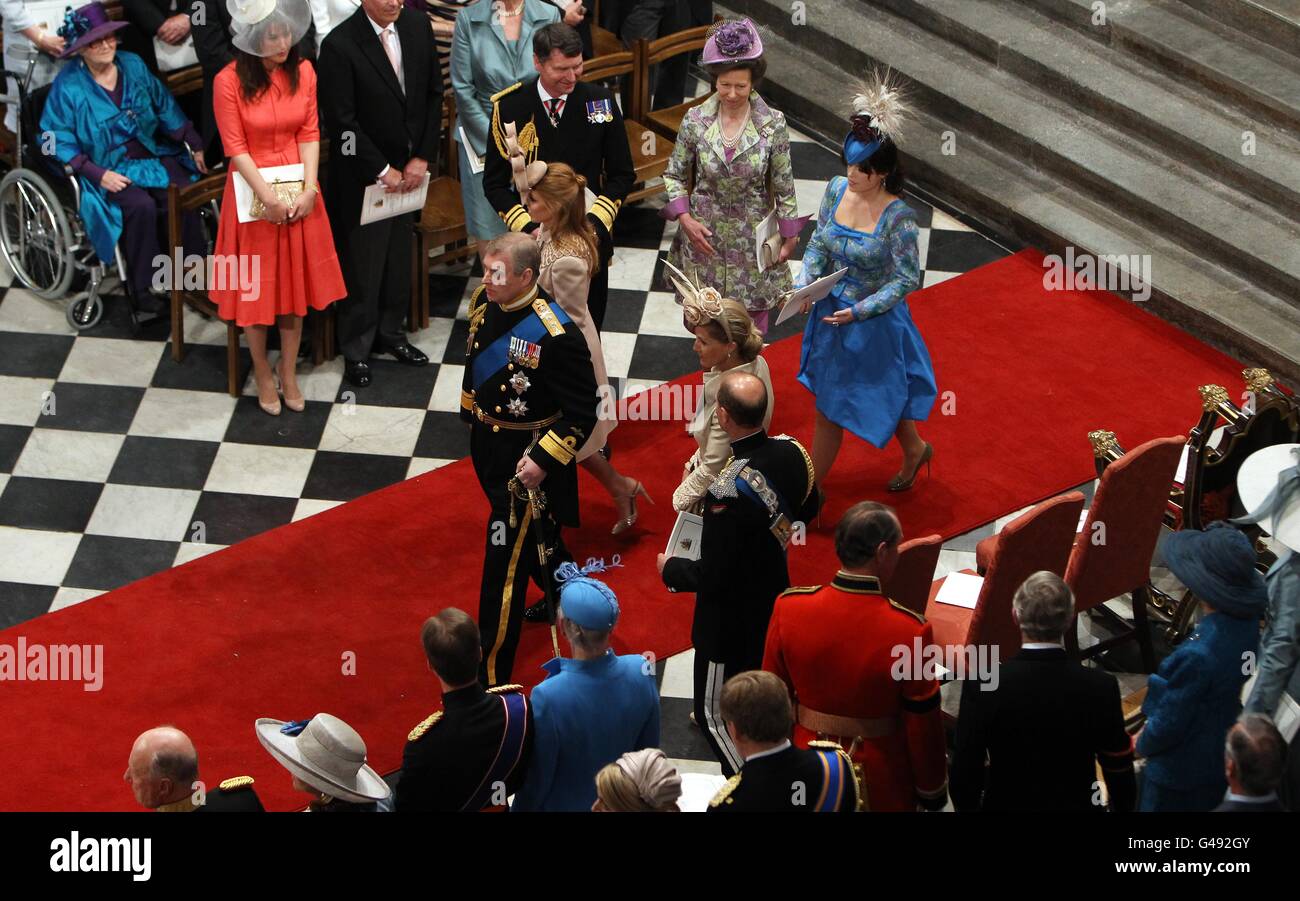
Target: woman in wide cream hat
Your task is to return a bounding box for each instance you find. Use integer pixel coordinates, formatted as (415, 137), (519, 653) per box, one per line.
(255, 713), (391, 811)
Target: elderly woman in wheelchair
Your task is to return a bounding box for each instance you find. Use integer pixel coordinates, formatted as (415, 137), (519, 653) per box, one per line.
(37, 2), (207, 318)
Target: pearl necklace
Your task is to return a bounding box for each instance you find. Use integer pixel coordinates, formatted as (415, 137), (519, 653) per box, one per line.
(499, 2), (524, 17)
(720, 110), (749, 149)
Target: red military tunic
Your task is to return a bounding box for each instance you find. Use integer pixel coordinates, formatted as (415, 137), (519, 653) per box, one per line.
(763, 571), (948, 811)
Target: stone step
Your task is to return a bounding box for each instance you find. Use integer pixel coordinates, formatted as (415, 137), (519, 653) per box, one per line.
(1023, 0), (1300, 131)
(726, 6), (1300, 381)
(1176, 0), (1300, 59)
(870, 0), (1300, 216)
(727, 0), (1300, 303)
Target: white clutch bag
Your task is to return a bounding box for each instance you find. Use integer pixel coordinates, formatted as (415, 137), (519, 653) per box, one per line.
(153, 35), (199, 72)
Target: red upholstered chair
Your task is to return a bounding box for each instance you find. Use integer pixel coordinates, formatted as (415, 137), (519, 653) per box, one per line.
(924, 492), (1085, 666)
(883, 534), (943, 616)
(1064, 435), (1186, 672)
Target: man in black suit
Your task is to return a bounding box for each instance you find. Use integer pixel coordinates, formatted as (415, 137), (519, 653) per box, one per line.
(951, 571), (1137, 812)
(658, 371), (819, 775)
(122, 0), (189, 72)
(396, 608), (533, 811)
(483, 22), (634, 332)
(1214, 714), (1288, 811)
(707, 671), (858, 812)
(317, 0), (441, 388)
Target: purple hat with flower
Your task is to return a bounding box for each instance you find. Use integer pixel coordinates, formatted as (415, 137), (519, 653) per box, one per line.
(702, 18), (763, 66)
(57, 3), (129, 59)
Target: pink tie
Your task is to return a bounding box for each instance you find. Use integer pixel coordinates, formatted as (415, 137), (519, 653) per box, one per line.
(382, 27), (403, 92)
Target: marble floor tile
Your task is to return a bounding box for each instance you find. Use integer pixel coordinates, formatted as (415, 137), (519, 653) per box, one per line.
(203, 442), (317, 498)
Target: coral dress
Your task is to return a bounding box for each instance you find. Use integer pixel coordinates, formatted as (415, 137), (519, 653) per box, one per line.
(210, 61), (346, 325)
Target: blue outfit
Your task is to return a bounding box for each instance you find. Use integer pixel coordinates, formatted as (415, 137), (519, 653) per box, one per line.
(795, 176), (936, 448)
(1137, 611), (1262, 811)
(40, 51), (198, 264)
(510, 650), (660, 812)
(1246, 552), (1300, 717)
(450, 0), (558, 239)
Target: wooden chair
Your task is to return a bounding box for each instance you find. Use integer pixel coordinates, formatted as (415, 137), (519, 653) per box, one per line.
(638, 24), (715, 141)
(925, 492), (1085, 667)
(411, 94), (475, 331)
(1064, 434), (1187, 672)
(882, 534), (943, 617)
(166, 174), (242, 396)
(582, 48), (671, 204)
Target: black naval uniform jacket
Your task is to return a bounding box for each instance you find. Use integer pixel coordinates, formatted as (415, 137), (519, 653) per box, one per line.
(395, 684), (534, 811)
(707, 743), (859, 813)
(482, 75), (635, 253)
(460, 284), (598, 527)
(188, 778), (264, 812)
(950, 646), (1137, 812)
(661, 430), (820, 666)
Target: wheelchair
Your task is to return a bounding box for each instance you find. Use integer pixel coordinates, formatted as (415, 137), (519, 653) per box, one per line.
(0, 47), (214, 330)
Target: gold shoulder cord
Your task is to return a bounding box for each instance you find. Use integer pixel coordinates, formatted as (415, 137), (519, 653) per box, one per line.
(708, 773), (742, 807)
(218, 776), (254, 792)
(407, 711), (443, 742)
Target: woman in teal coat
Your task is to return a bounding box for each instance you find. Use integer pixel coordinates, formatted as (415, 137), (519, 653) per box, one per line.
(450, 0), (558, 245)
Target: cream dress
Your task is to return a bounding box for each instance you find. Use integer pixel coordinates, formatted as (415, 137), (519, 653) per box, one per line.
(537, 228), (615, 461)
(672, 355), (775, 511)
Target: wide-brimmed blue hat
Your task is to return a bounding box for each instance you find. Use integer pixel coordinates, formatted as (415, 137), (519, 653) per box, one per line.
(1162, 522), (1267, 619)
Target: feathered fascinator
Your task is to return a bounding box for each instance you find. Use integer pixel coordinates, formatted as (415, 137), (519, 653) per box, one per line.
(660, 258), (731, 340)
(845, 68), (909, 165)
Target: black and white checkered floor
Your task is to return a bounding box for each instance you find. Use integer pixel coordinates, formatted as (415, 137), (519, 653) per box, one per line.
(0, 122), (1162, 775)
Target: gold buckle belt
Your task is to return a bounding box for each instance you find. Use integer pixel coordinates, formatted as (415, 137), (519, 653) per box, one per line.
(472, 404), (559, 432)
(797, 705), (899, 739)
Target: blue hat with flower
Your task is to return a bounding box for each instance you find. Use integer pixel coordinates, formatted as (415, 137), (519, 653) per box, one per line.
(57, 3), (129, 59)
(554, 557), (622, 630)
(844, 70), (909, 166)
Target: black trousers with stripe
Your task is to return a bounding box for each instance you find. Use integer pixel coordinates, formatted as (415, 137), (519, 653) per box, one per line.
(474, 483), (570, 688)
(693, 650), (756, 778)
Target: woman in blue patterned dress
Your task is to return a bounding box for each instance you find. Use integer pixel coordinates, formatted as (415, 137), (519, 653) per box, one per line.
(795, 81), (936, 493)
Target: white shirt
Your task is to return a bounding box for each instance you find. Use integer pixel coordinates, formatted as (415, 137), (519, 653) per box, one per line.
(743, 740), (792, 763)
(1021, 642), (1065, 650)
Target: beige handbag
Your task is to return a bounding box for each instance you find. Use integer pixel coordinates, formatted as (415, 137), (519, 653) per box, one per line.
(249, 178), (305, 219)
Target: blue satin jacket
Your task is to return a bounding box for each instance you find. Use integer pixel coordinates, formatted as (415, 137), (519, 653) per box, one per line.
(39, 51), (198, 262)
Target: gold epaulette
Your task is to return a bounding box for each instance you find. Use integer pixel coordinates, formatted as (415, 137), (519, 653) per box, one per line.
(709, 773), (742, 808)
(531, 298), (566, 337)
(407, 711), (443, 742)
(780, 585), (822, 597)
(467, 285), (488, 333)
(487, 684), (523, 695)
(888, 598), (927, 625)
(808, 739), (845, 751)
(490, 81), (522, 103)
(218, 776), (254, 792)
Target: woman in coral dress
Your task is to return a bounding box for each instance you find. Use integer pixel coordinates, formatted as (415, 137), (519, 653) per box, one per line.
(211, 0), (346, 415)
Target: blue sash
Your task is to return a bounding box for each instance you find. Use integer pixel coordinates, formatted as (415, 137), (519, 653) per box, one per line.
(814, 749), (846, 812)
(471, 302), (573, 392)
(734, 470), (794, 523)
(463, 692), (529, 812)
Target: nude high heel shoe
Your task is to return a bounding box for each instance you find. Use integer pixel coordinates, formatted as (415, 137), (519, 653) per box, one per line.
(612, 481), (655, 535)
(277, 359), (305, 413)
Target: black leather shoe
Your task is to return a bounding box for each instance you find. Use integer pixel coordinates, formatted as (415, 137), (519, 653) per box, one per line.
(376, 342), (429, 366)
(522, 600), (551, 623)
(344, 360), (372, 387)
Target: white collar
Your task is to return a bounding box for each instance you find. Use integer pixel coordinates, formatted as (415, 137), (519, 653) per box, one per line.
(367, 14), (395, 36)
(500, 285), (539, 312)
(744, 740), (791, 763)
(537, 78), (569, 106)
(1224, 790), (1278, 804)
(1021, 642), (1065, 650)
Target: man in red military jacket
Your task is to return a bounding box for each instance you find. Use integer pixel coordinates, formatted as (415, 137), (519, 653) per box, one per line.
(763, 501), (948, 811)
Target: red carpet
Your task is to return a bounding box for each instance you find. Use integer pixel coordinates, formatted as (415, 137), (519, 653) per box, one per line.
(0, 249), (1246, 810)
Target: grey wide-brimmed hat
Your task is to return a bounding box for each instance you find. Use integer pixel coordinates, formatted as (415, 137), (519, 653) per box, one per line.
(1235, 443), (1300, 553)
(255, 714), (390, 804)
(1162, 522), (1268, 620)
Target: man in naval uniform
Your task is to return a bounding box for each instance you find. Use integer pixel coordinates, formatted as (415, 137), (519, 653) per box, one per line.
(396, 608), (533, 811)
(482, 22), (635, 331)
(462, 232), (599, 688)
(707, 671), (859, 813)
(657, 371), (820, 777)
(125, 726), (265, 812)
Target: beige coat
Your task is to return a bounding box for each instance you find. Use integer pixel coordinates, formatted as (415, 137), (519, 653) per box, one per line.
(673, 355), (775, 511)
